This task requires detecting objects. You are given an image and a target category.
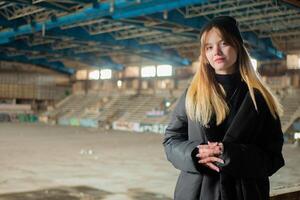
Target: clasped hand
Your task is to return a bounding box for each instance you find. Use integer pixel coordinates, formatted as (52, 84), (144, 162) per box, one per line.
(196, 142), (224, 172)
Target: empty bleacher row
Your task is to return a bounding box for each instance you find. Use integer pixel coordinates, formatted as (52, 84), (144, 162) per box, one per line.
(40, 93), (177, 133)
(280, 89), (300, 133)
(39, 86), (300, 135)
(0, 73), (298, 135)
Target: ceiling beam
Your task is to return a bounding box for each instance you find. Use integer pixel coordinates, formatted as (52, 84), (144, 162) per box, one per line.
(5, 38), (125, 70)
(1, 0), (72, 12)
(0, 0), (209, 43)
(47, 27), (191, 66)
(148, 10), (284, 60)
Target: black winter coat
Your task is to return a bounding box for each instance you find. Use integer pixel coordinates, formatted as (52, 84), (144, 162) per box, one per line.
(163, 88), (285, 200)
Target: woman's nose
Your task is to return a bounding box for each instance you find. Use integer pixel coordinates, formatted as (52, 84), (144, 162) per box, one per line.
(213, 45), (222, 56)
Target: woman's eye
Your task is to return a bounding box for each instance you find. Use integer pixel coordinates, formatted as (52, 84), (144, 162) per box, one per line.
(206, 46), (212, 51)
(221, 41), (228, 46)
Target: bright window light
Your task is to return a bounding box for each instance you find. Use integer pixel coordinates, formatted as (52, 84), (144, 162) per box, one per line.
(157, 65), (172, 77)
(89, 70), (100, 80)
(100, 69), (112, 79)
(141, 66), (156, 77)
(250, 58), (257, 71)
(287, 55), (299, 69)
(117, 80), (122, 88)
(298, 58), (300, 68)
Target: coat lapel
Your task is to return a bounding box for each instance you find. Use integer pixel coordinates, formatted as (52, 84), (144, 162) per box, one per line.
(222, 92), (258, 143)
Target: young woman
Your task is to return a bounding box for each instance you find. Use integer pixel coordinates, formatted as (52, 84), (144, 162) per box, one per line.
(163, 16), (285, 200)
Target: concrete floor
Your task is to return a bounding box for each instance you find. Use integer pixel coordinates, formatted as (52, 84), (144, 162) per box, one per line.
(0, 123), (299, 200)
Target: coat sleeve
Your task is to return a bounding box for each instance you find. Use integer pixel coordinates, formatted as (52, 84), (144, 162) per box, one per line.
(163, 89), (202, 173)
(220, 93), (285, 178)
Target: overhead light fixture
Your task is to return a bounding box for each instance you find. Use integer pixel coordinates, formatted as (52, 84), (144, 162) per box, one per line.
(163, 11), (168, 20)
(110, 1), (114, 13)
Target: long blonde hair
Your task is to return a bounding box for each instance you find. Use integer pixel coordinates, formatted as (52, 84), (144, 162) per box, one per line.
(186, 26), (283, 126)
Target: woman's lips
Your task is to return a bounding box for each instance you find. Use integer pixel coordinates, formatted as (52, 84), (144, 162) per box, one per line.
(214, 58), (225, 63)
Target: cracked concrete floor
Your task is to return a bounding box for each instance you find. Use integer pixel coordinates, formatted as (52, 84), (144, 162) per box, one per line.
(0, 123), (299, 199)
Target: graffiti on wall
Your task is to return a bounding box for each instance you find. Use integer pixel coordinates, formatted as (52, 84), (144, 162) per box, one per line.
(113, 121), (168, 134)
(112, 121), (140, 132)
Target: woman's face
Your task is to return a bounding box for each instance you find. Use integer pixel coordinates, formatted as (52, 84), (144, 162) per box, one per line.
(204, 27), (238, 75)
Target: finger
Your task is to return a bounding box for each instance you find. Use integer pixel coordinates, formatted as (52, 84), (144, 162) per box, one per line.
(197, 144), (209, 148)
(199, 156), (224, 164)
(199, 148), (221, 158)
(196, 151), (211, 158)
(208, 141), (218, 146)
(212, 147), (222, 155)
(206, 145), (221, 154)
(206, 146), (221, 154)
(197, 144), (210, 149)
(198, 149), (213, 158)
(198, 145), (210, 154)
(205, 163), (220, 172)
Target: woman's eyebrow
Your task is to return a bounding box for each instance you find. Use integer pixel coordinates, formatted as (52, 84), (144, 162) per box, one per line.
(205, 40), (225, 45)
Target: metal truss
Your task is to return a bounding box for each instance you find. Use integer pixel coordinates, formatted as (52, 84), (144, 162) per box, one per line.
(32, 0), (89, 4)
(183, 0), (300, 52)
(0, 1), (84, 23)
(235, 7), (298, 23)
(85, 20), (135, 35)
(73, 44), (114, 54)
(61, 18), (107, 29)
(66, 15), (196, 41)
(19, 32), (126, 58)
(31, 52), (62, 61)
(185, 1), (272, 36)
(137, 33), (171, 44)
(74, 46), (103, 54)
(0, 3), (46, 20)
(32, 0), (85, 12)
(0, 2), (66, 25)
(184, 0), (272, 18)
(138, 33), (195, 45)
(61, 18), (136, 35)
(72, 40), (122, 52)
(26, 51), (47, 60)
(232, 1), (300, 38)
(3, 47), (47, 60)
(20, 34), (75, 47)
(4, 48), (24, 57)
(31, 9), (66, 23)
(52, 40), (80, 50)
(112, 27), (163, 40)
(161, 41), (199, 50)
(32, 0), (84, 5)
(32, 0), (47, 4)
(121, 17), (199, 37)
(27, 36), (56, 46)
(0, 0), (298, 69)
(239, 14), (300, 31)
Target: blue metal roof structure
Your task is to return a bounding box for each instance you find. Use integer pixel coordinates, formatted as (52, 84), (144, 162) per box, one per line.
(0, 0), (299, 74)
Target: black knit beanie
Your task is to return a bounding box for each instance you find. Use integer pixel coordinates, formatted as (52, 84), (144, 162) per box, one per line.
(200, 16), (243, 44)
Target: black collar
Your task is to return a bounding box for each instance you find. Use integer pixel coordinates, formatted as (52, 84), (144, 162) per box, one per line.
(215, 72), (241, 86)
